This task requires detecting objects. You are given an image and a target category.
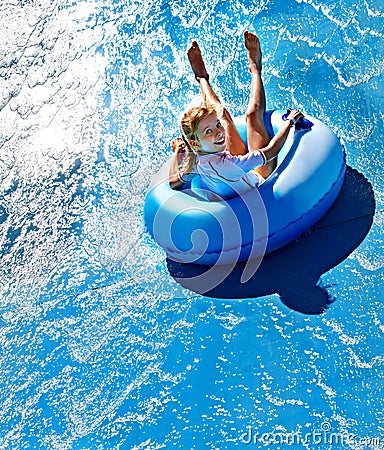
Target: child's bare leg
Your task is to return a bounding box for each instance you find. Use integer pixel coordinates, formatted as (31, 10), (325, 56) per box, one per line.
(244, 31), (275, 179)
(187, 40), (246, 155)
(187, 40), (222, 108)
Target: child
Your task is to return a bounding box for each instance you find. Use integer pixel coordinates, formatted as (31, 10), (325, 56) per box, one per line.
(169, 31), (304, 199)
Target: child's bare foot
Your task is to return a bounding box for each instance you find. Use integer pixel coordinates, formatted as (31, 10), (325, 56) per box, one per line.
(244, 31), (262, 73)
(187, 40), (210, 81)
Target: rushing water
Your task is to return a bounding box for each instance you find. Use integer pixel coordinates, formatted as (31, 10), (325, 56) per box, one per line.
(0, 0), (383, 448)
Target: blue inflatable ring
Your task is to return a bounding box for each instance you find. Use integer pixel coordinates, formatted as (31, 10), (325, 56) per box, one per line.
(144, 110), (346, 265)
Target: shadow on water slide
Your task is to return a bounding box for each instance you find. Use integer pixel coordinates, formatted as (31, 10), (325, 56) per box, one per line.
(166, 166), (375, 315)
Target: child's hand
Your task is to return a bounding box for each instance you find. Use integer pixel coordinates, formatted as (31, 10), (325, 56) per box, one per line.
(282, 109), (314, 129)
(172, 137), (186, 155)
(287, 109), (304, 124)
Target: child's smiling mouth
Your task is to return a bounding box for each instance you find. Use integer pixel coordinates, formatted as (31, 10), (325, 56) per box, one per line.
(214, 136), (225, 145)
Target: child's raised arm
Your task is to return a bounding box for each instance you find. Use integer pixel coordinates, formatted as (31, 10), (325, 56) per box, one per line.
(259, 110), (304, 162)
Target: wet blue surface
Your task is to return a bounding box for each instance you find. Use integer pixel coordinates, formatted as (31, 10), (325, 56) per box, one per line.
(0, 0), (383, 448)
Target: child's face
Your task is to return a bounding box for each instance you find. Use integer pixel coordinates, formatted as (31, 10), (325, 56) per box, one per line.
(195, 113), (226, 153)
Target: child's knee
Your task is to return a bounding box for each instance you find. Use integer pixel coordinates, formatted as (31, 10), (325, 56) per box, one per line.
(245, 106), (263, 120)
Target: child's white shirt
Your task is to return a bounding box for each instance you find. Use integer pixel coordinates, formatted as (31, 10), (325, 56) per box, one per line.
(194, 149), (266, 199)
